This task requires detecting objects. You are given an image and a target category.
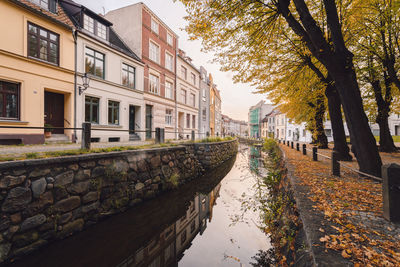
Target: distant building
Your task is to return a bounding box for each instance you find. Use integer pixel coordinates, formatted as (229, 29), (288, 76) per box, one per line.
(199, 66), (210, 138)
(248, 101), (274, 138)
(209, 74), (222, 136)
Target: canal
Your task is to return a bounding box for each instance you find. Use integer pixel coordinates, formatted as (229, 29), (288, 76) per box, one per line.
(8, 144), (271, 267)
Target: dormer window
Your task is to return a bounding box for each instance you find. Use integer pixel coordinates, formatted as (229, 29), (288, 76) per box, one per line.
(30, 0), (57, 13)
(84, 15), (94, 33)
(83, 14), (107, 40)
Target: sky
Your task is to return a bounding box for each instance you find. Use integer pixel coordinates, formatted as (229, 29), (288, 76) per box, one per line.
(75, 0), (268, 121)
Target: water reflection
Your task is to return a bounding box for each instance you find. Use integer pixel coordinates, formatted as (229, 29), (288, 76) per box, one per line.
(9, 155), (236, 267)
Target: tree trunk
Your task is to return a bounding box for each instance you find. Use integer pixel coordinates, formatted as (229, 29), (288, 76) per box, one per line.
(325, 84), (352, 161)
(371, 80), (397, 152)
(314, 94), (328, 148)
(278, 0), (383, 176)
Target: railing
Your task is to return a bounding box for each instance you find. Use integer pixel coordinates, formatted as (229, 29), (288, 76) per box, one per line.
(277, 139), (400, 223)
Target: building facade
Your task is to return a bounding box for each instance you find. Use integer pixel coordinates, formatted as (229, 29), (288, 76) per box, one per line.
(248, 101), (274, 138)
(176, 50), (200, 139)
(199, 66), (210, 138)
(106, 3), (178, 140)
(61, 0), (145, 143)
(0, 0), (75, 144)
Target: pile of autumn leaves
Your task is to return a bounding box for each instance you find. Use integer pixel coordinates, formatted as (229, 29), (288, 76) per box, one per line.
(281, 145), (400, 266)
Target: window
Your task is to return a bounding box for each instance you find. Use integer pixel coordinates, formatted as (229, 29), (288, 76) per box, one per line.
(30, 0), (57, 13)
(122, 63), (136, 89)
(181, 230), (187, 244)
(97, 22), (107, 39)
(85, 47), (105, 78)
(181, 89), (187, 104)
(165, 109), (173, 126)
(85, 96), (99, 124)
(303, 129), (306, 137)
(149, 74), (159, 95)
(149, 41), (160, 63)
(181, 66), (187, 80)
(191, 73), (196, 85)
(83, 15), (94, 33)
(190, 221), (196, 233)
(28, 23), (59, 65)
(167, 33), (173, 45)
(186, 114), (191, 128)
(83, 14), (107, 39)
(202, 88), (206, 100)
(108, 101), (119, 125)
(325, 129), (332, 137)
(151, 18), (159, 34)
(165, 53), (173, 71)
(202, 108), (206, 121)
(288, 130), (291, 137)
(0, 81), (19, 120)
(192, 115), (196, 128)
(190, 93), (195, 107)
(165, 81), (173, 99)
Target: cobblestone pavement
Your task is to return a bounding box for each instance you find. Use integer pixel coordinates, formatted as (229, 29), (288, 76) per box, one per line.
(0, 140), (153, 156)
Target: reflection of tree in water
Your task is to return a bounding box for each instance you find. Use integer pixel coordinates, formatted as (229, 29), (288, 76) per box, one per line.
(250, 248), (277, 267)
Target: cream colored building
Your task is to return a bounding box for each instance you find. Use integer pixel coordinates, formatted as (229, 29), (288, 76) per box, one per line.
(61, 0), (145, 143)
(176, 50), (200, 139)
(0, 0), (75, 144)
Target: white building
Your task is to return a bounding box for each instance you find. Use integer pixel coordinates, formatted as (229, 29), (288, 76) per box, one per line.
(61, 1), (145, 143)
(177, 50), (200, 139)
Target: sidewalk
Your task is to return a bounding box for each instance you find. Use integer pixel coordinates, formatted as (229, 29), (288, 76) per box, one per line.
(280, 144), (400, 266)
(0, 140), (153, 157)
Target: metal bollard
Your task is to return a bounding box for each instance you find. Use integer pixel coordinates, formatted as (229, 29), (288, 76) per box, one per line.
(296, 143), (300, 151)
(312, 147), (318, 161)
(160, 128), (165, 143)
(291, 141), (294, 149)
(287, 141), (290, 147)
(283, 140), (285, 145)
(331, 151), (340, 176)
(191, 130), (195, 141)
(155, 128), (161, 144)
(81, 122), (91, 150)
(278, 139), (281, 144)
(382, 163), (400, 222)
(302, 144), (307, 155)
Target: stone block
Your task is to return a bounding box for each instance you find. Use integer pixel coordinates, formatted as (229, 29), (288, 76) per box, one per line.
(54, 197), (81, 213)
(20, 214), (47, 232)
(2, 187), (32, 212)
(31, 178), (47, 198)
(0, 175), (26, 189)
(67, 181), (90, 195)
(54, 171), (74, 187)
(29, 168), (51, 178)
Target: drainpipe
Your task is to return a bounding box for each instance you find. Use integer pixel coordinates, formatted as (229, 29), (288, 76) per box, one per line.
(72, 29), (78, 143)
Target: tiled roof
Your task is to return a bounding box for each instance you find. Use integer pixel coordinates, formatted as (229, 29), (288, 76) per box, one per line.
(10, 0), (74, 28)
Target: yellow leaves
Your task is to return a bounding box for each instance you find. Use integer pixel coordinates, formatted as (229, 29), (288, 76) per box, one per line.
(319, 235), (330, 242)
(341, 249), (352, 258)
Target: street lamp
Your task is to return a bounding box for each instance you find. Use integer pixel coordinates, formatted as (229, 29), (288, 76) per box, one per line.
(79, 73), (90, 95)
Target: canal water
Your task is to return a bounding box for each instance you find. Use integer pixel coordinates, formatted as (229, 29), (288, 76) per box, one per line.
(9, 144), (271, 267)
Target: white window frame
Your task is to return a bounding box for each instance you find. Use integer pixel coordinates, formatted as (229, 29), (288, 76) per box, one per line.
(165, 52), (174, 71)
(151, 18), (159, 34)
(149, 74), (159, 95)
(149, 41), (160, 64)
(167, 32), (173, 46)
(165, 109), (173, 126)
(165, 81), (173, 99)
(97, 22), (107, 39)
(83, 14), (94, 34)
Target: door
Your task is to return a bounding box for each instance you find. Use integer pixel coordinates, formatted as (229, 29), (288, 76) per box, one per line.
(129, 106), (135, 134)
(44, 91), (64, 134)
(395, 125), (399, 136)
(145, 105), (152, 139)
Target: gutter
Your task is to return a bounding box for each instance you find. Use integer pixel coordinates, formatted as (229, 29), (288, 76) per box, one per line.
(73, 29), (78, 143)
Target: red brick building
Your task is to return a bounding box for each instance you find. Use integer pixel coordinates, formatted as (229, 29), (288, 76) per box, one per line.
(106, 3), (178, 139)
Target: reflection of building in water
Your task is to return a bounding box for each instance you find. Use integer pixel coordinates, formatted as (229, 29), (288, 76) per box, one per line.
(250, 146), (263, 172)
(118, 184), (221, 267)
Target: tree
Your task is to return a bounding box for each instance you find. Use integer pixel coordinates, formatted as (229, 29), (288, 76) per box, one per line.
(179, 0), (381, 175)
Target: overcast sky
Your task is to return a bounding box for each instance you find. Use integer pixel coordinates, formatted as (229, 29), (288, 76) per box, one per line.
(76, 0), (268, 121)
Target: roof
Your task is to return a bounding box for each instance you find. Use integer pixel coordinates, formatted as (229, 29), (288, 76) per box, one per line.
(60, 0), (142, 63)
(178, 54), (200, 74)
(9, 0), (74, 28)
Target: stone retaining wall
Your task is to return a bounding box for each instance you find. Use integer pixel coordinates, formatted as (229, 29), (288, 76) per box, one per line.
(0, 140), (237, 263)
